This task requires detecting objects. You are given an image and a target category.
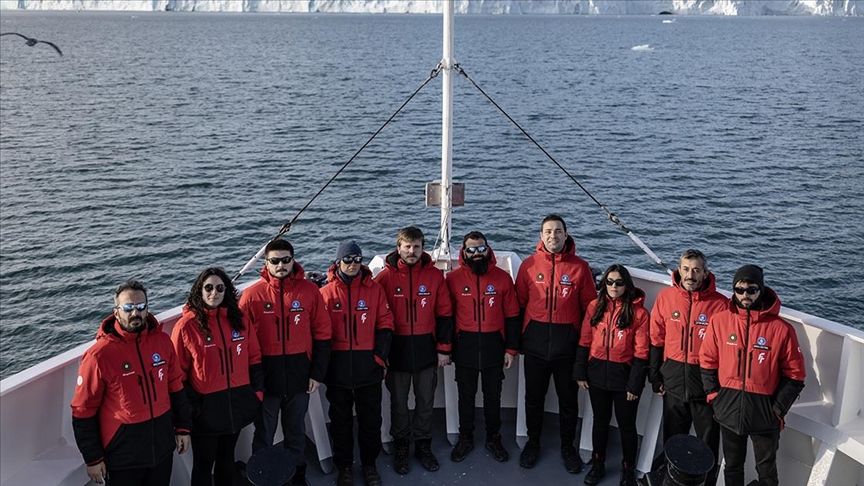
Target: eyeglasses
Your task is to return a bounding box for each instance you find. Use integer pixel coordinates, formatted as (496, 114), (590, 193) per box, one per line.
(116, 302), (148, 313)
(606, 278), (626, 287)
(465, 246), (487, 254)
(267, 256), (294, 265)
(734, 286), (760, 296)
(341, 255), (363, 264)
(204, 283), (225, 294)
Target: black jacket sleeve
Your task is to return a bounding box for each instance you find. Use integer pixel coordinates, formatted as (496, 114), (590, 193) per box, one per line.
(627, 357), (650, 396)
(649, 344), (664, 383)
(72, 415), (105, 466)
(701, 366), (720, 395)
(310, 338), (332, 382)
(249, 363), (265, 392)
(772, 377), (805, 417)
(183, 380), (201, 413)
(435, 315), (453, 351)
(504, 315), (521, 352)
(574, 345), (590, 381)
(373, 329), (394, 361)
(170, 386), (192, 433)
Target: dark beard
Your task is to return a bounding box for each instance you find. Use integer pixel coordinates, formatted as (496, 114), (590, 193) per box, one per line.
(465, 255), (490, 276)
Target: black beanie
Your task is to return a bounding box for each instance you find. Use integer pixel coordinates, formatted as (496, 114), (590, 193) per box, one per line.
(335, 240), (363, 262)
(733, 264), (764, 289)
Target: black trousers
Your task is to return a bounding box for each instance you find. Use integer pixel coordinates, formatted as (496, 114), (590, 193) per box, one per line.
(326, 382), (383, 468)
(523, 354), (579, 447)
(455, 364), (505, 437)
(663, 393), (721, 486)
(720, 427), (781, 486)
(588, 386), (640, 464)
(386, 367), (437, 441)
(191, 431), (240, 486)
(106, 453), (173, 486)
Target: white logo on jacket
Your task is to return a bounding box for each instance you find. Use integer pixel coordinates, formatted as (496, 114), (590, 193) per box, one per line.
(698, 328), (706, 340)
(758, 352), (766, 364)
(617, 330), (624, 340)
(489, 297), (495, 307)
(361, 313), (368, 323)
(158, 369), (164, 381)
(294, 314), (300, 324)
(237, 343), (243, 356)
(421, 297), (427, 308)
(562, 287), (569, 297)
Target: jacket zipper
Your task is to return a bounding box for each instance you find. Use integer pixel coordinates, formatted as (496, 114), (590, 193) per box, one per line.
(216, 314), (236, 431)
(548, 256), (556, 358)
(409, 267), (416, 372)
(134, 335), (156, 465)
(739, 311), (752, 432)
(476, 274), (483, 369)
(347, 282), (354, 386)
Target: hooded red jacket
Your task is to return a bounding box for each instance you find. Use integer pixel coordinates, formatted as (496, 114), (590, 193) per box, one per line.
(649, 271), (729, 401)
(71, 314), (191, 470)
(375, 251), (453, 372)
(515, 236), (596, 361)
(575, 290), (650, 394)
(445, 248), (521, 370)
(700, 288), (806, 435)
(171, 305), (263, 435)
(320, 265), (395, 388)
(239, 263), (332, 396)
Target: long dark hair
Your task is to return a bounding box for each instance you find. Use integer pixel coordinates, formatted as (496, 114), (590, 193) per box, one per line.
(590, 264), (637, 329)
(186, 267), (244, 334)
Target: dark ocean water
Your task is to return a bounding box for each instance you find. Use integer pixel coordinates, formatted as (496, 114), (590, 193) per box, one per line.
(1, 12), (862, 378)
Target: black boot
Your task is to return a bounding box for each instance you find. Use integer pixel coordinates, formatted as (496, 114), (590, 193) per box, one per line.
(451, 433), (474, 462)
(620, 461), (637, 486)
(519, 439), (540, 468)
(393, 438), (410, 474)
(562, 444), (585, 474)
(485, 433), (509, 462)
(415, 439), (440, 471)
(336, 466), (354, 486)
(290, 463), (307, 485)
(584, 453), (606, 485)
(361, 465), (382, 486)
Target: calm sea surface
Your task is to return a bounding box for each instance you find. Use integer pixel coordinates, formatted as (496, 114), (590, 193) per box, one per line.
(1, 13), (862, 378)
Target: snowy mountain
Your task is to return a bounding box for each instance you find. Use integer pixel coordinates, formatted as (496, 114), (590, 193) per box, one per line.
(0, 0), (860, 16)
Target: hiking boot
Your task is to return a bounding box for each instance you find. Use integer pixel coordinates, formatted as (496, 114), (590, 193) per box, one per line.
(485, 433), (509, 462)
(290, 463), (307, 485)
(414, 439), (440, 471)
(336, 466), (354, 486)
(393, 438), (410, 474)
(562, 445), (585, 474)
(584, 454), (606, 485)
(620, 461), (637, 486)
(451, 433), (474, 462)
(519, 439), (540, 468)
(361, 465), (382, 486)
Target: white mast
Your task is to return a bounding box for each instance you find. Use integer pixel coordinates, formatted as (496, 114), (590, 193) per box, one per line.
(436, 0), (455, 268)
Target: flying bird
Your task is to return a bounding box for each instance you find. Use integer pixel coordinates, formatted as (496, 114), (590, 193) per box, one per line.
(0, 32), (63, 56)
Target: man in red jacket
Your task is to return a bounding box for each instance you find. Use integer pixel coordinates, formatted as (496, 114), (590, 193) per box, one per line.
(71, 280), (191, 486)
(700, 265), (806, 486)
(648, 249), (728, 486)
(239, 238), (332, 485)
(515, 214), (596, 473)
(375, 226), (453, 474)
(320, 240), (395, 486)
(445, 231), (521, 464)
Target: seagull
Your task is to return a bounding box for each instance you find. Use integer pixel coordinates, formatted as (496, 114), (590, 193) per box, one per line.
(0, 32), (63, 56)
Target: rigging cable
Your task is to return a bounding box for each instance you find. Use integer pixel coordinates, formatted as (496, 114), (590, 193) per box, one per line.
(232, 63), (445, 282)
(454, 64), (673, 275)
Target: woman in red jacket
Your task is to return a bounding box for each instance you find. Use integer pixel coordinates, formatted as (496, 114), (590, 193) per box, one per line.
(575, 265), (650, 486)
(171, 267), (264, 486)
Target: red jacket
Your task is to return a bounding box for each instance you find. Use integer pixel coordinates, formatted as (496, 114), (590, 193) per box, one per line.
(320, 265), (395, 388)
(515, 236), (596, 361)
(171, 306), (263, 434)
(575, 291), (650, 394)
(649, 271), (729, 401)
(700, 288), (806, 435)
(71, 314), (191, 470)
(239, 263), (332, 396)
(375, 251), (453, 372)
(445, 248), (521, 369)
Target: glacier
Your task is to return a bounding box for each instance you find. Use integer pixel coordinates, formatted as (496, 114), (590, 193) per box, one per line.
(0, 0), (860, 16)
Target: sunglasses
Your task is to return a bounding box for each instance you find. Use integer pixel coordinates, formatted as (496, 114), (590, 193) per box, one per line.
(341, 255), (363, 264)
(465, 245), (487, 254)
(116, 302), (148, 313)
(606, 278), (626, 287)
(204, 283), (225, 294)
(267, 256), (294, 265)
(734, 286), (760, 296)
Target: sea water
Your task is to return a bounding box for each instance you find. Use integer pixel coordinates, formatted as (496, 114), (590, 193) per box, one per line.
(1, 12), (862, 378)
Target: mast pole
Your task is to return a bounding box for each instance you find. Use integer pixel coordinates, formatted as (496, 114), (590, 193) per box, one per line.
(438, 0), (455, 268)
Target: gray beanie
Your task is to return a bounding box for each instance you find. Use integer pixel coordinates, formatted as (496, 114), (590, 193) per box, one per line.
(335, 240), (362, 262)
(733, 264), (764, 289)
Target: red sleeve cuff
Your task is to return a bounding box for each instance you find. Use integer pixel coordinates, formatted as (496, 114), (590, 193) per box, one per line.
(706, 392), (718, 404)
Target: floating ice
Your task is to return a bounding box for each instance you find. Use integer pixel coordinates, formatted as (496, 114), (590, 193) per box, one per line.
(662, 19), (676, 23)
(631, 44), (654, 52)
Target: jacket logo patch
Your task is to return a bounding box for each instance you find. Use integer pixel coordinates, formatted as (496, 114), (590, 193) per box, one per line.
(152, 353), (166, 367)
(122, 361), (131, 371)
(463, 286), (470, 293)
(77, 375), (83, 386)
(421, 297), (427, 308)
(418, 284), (431, 296)
(158, 368), (164, 381)
(264, 302), (274, 313)
(395, 286), (403, 294)
(334, 302), (341, 310)
(698, 328), (706, 340)
(617, 330), (625, 340)
(290, 300), (305, 312)
(205, 335), (213, 343)
(488, 297), (495, 307)
(537, 273), (544, 281)
(695, 313), (709, 325)
(672, 310), (681, 319)
(754, 336), (771, 350)
(758, 352), (766, 364)
(559, 274), (572, 286)
(357, 300), (369, 311)
(236, 343), (243, 355)
(231, 330), (245, 342)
